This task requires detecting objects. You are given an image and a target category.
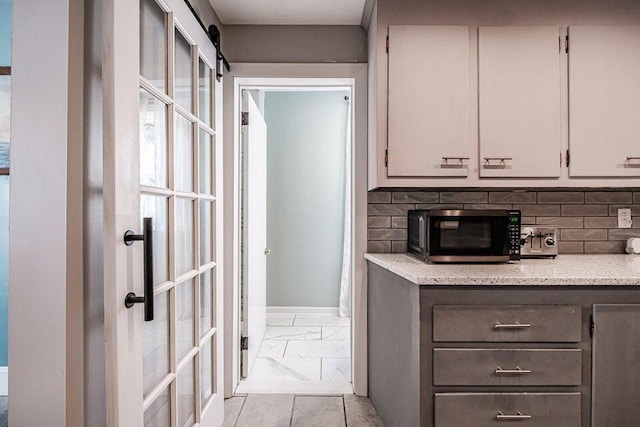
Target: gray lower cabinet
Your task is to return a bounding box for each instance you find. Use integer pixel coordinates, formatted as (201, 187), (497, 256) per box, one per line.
(367, 262), (640, 427)
(435, 393), (582, 427)
(592, 305), (640, 426)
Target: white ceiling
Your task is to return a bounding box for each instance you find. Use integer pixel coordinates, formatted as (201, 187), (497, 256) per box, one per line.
(209, 0), (368, 25)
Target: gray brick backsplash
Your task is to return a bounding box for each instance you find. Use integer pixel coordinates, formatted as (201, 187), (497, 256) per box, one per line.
(561, 204), (608, 217)
(367, 191), (391, 204)
(441, 192), (488, 204)
(392, 241), (407, 253)
(367, 241), (391, 253)
(561, 229), (608, 241)
(585, 241), (626, 254)
(392, 191), (439, 204)
(368, 228), (407, 241)
(463, 204), (512, 210)
(391, 216), (408, 229)
(608, 205), (640, 216)
(367, 189), (639, 255)
(536, 216), (583, 228)
(368, 203), (415, 216)
(608, 229), (640, 241)
(537, 192), (585, 204)
(513, 204), (561, 217)
(489, 191), (537, 204)
(558, 241), (584, 254)
(585, 191), (633, 204)
(368, 217), (391, 229)
(416, 203), (464, 210)
(584, 217), (618, 228)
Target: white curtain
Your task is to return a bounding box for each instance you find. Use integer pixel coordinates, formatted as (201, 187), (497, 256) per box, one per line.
(339, 95), (352, 318)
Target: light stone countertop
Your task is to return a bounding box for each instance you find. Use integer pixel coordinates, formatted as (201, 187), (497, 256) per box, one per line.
(364, 253), (640, 286)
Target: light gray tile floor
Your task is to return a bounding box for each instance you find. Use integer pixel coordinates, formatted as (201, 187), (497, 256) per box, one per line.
(224, 394), (384, 427)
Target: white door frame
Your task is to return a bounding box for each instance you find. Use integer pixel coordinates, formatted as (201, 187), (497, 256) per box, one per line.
(222, 63), (368, 397)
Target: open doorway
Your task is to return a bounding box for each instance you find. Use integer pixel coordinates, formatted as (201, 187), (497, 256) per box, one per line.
(237, 85), (353, 394)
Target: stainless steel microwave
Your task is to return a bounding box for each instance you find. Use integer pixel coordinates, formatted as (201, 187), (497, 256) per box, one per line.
(407, 209), (521, 263)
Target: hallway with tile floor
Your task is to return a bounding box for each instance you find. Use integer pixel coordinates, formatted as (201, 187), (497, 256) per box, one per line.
(237, 313), (352, 394)
(223, 394), (384, 427)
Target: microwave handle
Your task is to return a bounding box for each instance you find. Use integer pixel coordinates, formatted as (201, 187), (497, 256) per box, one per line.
(419, 216), (425, 249)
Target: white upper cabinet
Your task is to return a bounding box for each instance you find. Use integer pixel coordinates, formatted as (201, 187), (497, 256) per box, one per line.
(478, 26), (562, 178)
(387, 25), (470, 177)
(568, 26), (640, 177)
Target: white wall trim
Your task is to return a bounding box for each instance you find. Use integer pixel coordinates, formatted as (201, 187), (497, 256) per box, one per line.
(266, 306), (340, 315)
(223, 63), (368, 398)
(0, 367), (8, 395)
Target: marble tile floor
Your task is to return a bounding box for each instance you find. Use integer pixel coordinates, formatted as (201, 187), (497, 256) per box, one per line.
(236, 313), (352, 394)
(223, 394), (384, 427)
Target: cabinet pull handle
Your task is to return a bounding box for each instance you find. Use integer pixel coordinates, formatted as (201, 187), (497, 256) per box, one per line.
(495, 366), (532, 375)
(442, 157), (470, 162)
(627, 156), (640, 161)
(496, 411), (532, 420)
(494, 321), (531, 329)
(484, 157), (512, 163)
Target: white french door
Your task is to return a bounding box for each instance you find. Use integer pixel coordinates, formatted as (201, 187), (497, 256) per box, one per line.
(103, 0), (223, 425)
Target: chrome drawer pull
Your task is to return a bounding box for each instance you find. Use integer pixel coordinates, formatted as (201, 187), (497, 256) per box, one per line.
(495, 366), (532, 375)
(494, 321), (531, 329)
(496, 411), (532, 420)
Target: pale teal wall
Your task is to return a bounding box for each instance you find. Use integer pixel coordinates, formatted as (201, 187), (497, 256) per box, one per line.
(0, 0), (11, 66)
(264, 91), (350, 307)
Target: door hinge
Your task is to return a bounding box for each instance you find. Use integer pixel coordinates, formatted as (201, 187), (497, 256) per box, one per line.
(566, 149), (570, 167)
(241, 336), (249, 350)
(559, 36), (561, 54)
(386, 35), (389, 54)
(589, 315), (595, 337)
(384, 149), (388, 167)
(242, 111), (249, 126)
(565, 34), (569, 54)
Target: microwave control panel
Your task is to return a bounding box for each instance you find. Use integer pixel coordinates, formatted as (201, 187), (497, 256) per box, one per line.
(508, 211), (522, 260)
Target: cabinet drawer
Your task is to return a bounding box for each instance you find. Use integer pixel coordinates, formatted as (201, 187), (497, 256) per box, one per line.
(433, 348), (582, 386)
(435, 393), (581, 427)
(433, 305), (581, 342)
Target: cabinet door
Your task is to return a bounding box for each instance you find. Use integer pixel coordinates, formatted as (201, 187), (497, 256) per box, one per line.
(568, 26), (640, 177)
(387, 25), (470, 177)
(592, 305), (640, 426)
(478, 26), (562, 178)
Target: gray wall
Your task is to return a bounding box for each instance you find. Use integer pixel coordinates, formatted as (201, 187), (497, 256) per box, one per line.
(224, 25), (367, 63)
(265, 91), (350, 307)
(368, 190), (640, 254)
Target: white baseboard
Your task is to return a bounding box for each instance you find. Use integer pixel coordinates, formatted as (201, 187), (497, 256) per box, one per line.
(267, 306), (339, 315)
(0, 367), (7, 395)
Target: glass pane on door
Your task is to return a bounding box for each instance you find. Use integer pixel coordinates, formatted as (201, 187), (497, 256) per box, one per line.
(175, 198), (194, 276)
(176, 278), (195, 362)
(140, 0), (167, 92)
(144, 385), (171, 427)
(199, 201), (212, 265)
(198, 130), (213, 195)
(143, 291), (170, 397)
(139, 90), (168, 188)
(178, 358), (195, 427)
(175, 30), (193, 113)
(175, 114), (194, 192)
(198, 59), (211, 127)
(199, 269), (213, 337)
(200, 337), (213, 406)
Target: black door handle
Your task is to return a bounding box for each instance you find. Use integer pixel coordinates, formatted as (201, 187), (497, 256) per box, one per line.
(123, 217), (154, 321)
